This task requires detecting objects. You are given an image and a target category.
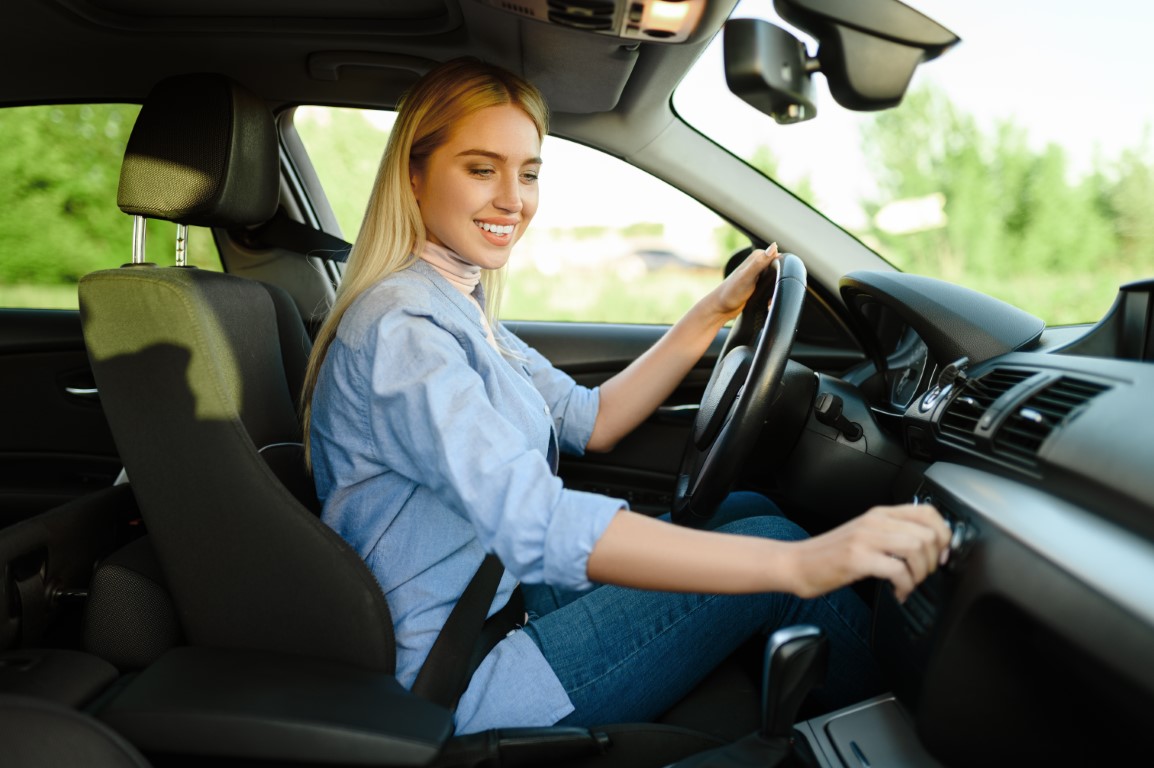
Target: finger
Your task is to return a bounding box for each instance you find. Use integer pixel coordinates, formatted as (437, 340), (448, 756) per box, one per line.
(857, 507), (945, 583)
(877, 503), (953, 553)
(892, 522), (943, 582)
(742, 247), (771, 277)
(877, 553), (916, 603)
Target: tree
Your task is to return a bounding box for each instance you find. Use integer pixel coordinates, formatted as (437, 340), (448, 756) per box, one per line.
(858, 84), (1139, 321)
(0, 104), (144, 283)
(293, 107), (392, 240)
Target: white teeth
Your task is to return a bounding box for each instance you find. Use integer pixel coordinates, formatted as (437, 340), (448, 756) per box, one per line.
(476, 221), (514, 235)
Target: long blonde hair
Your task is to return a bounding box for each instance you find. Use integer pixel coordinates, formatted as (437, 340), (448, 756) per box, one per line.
(301, 58), (550, 466)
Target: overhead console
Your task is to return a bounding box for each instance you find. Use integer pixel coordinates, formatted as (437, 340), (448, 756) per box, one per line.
(474, 0), (708, 43)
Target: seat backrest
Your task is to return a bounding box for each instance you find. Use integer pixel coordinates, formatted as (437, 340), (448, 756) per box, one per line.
(78, 73), (393, 671)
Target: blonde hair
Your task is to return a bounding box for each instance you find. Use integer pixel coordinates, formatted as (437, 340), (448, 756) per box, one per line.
(301, 57), (549, 466)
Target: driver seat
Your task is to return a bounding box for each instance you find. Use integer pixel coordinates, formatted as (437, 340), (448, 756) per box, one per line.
(78, 73), (732, 766)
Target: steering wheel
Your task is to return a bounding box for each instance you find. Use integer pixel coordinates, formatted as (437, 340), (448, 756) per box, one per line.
(671, 252), (808, 526)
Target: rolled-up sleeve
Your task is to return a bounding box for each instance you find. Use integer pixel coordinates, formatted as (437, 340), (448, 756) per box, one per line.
(365, 311), (622, 591)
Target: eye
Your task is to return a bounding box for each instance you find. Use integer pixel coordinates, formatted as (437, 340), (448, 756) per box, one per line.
(469, 167), (495, 178)
(521, 169), (540, 183)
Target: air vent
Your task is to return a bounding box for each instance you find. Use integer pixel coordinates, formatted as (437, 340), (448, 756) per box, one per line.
(992, 377), (1111, 468)
(939, 368), (1035, 445)
(547, 0), (615, 30)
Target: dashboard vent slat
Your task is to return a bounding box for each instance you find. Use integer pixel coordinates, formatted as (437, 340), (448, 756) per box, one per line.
(991, 376), (1111, 469)
(939, 368), (1034, 445)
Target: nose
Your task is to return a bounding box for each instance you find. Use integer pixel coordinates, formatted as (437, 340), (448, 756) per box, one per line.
(494, 175), (523, 213)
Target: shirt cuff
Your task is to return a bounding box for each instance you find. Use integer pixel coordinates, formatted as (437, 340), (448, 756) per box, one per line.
(544, 488), (626, 592)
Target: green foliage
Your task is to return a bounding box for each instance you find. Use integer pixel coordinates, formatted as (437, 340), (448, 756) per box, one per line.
(0, 105), (139, 284)
(571, 225), (611, 241)
(504, 266), (720, 324)
(714, 224), (750, 260)
(621, 222), (664, 239)
(0, 105), (222, 307)
(293, 107), (391, 240)
(747, 143), (817, 205)
(859, 86), (1154, 323)
(6, 97), (1152, 325)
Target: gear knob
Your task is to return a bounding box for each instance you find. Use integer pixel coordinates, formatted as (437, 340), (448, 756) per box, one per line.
(761, 625), (829, 739)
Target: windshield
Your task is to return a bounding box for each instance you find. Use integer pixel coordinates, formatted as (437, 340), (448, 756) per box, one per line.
(675, 0), (1154, 325)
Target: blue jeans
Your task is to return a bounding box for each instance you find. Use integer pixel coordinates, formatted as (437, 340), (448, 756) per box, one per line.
(520, 492), (884, 726)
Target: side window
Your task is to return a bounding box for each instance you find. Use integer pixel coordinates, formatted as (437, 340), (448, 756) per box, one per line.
(294, 106), (743, 324)
(0, 105), (220, 309)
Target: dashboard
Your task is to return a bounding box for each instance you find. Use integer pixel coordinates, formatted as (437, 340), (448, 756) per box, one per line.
(828, 272), (1154, 764)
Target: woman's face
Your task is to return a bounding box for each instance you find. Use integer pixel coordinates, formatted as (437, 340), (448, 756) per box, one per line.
(411, 104), (542, 270)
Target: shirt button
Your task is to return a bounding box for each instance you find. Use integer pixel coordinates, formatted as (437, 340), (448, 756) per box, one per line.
(543, 404), (550, 415)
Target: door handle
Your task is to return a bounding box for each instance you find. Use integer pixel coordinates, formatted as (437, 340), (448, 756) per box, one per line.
(64, 386), (100, 400)
(655, 403), (698, 424)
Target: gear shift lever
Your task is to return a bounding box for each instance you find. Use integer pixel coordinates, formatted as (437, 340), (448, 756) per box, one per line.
(761, 624), (828, 739)
(665, 625), (828, 768)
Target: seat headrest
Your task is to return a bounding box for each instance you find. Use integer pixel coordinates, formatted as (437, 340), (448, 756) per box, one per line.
(117, 73), (279, 228)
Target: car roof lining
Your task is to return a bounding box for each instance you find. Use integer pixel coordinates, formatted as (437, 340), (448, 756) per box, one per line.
(4, 0), (735, 120)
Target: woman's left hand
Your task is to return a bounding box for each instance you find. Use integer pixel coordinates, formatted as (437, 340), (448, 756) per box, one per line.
(712, 243), (779, 322)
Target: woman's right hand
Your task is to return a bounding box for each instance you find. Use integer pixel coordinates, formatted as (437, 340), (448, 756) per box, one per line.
(788, 503), (952, 603)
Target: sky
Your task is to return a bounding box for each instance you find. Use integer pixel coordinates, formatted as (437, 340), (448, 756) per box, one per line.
(537, 0), (1154, 231)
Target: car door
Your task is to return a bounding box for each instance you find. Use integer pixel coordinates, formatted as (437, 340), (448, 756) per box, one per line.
(0, 308), (121, 526)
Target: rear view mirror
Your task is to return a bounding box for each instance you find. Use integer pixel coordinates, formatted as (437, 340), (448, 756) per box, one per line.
(724, 0), (959, 123)
(724, 20), (817, 124)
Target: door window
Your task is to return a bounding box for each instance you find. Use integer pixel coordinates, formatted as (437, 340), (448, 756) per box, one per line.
(294, 106), (740, 324)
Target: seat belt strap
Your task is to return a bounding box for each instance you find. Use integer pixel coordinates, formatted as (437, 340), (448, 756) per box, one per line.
(411, 553), (523, 711)
(235, 206), (351, 262)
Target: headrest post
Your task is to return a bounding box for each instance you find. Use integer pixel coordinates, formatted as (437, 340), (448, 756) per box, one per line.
(131, 215), (148, 264)
(175, 224), (189, 267)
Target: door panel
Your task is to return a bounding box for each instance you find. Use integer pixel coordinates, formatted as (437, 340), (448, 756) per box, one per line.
(0, 310), (120, 526)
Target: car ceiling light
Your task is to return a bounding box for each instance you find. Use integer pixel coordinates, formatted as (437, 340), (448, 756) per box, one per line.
(476, 0), (706, 44)
(649, 1), (691, 27)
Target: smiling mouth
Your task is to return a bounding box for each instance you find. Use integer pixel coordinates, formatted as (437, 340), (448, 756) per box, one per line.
(475, 221), (515, 236)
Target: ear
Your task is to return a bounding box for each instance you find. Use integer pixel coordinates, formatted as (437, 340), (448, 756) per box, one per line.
(409, 162), (424, 203)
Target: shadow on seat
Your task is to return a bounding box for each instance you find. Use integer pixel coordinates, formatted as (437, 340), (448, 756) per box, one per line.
(78, 72), (744, 767)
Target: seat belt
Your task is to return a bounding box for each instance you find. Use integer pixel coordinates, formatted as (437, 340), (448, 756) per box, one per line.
(411, 553), (525, 711)
(234, 207), (352, 262)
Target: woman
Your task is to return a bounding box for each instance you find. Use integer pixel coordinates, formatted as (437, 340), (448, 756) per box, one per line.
(302, 57), (950, 734)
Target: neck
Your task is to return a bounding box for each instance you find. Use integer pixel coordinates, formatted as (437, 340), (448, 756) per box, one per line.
(419, 241), (481, 296)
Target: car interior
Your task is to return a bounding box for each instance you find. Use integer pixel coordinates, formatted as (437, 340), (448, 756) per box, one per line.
(2, 0), (1153, 767)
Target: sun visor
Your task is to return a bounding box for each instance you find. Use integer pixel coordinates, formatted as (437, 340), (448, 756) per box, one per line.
(521, 21), (640, 113)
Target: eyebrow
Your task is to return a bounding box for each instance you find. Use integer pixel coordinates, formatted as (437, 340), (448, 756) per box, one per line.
(456, 149), (543, 165)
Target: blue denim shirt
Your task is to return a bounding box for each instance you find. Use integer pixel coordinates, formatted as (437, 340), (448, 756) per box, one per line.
(310, 259), (625, 732)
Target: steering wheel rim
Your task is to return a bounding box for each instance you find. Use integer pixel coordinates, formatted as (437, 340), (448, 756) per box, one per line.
(671, 252), (808, 525)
